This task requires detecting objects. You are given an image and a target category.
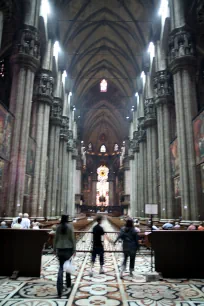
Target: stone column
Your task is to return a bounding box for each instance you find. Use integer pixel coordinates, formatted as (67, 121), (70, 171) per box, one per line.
(7, 22), (40, 216)
(154, 69), (174, 219)
(31, 66), (54, 217)
(144, 98), (158, 206)
(91, 173), (97, 206)
(169, 0), (198, 219)
(58, 117), (69, 215)
(108, 171), (115, 206)
(46, 71), (63, 217)
(71, 141), (78, 217)
(129, 153), (135, 217)
(46, 97), (62, 217)
(67, 130), (74, 216)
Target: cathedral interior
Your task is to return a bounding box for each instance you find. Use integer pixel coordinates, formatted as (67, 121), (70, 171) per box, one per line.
(0, 0), (204, 305)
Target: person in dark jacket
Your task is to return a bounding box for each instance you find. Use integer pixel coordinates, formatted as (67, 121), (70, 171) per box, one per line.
(115, 219), (139, 278)
(54, 215), (76, 298)
(89, 215), (105, 276)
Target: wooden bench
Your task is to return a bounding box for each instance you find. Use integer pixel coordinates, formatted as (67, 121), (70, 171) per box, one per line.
(151, 230), (204, 278)
(0, 229), (48, 277)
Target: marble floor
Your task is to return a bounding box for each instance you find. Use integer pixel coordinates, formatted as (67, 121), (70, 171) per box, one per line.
(0, 220), (204, 306)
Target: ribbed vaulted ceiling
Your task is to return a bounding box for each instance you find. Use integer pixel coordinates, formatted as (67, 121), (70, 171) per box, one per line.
(55, 0), (155, 152)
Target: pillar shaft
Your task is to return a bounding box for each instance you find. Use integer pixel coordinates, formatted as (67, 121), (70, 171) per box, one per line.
(46, 97), (62, 217)
(169, 21), (198, 219)
(7, 23), (40, 216)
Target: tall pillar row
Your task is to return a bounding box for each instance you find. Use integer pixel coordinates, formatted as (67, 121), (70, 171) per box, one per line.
(46, 71), (63, 217)
(6, 0), (41, 216)
(137, 119), (148, 218)
(143, 73), (158, 209)
(31, 41), (54, 217)
(169, 0), (198, 220)
(154, 69), (174, 219)
(59, 116), (69, 215)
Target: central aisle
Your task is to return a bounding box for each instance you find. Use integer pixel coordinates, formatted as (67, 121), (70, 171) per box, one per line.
(0, 218), (204, 305)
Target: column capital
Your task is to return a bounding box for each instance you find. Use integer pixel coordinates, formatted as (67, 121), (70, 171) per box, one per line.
(60, 116), (69, 141)
(33, 70), (54, 105)
(72, 140), (78, 158)
(50, 97), (63, 125)
(10, 25), (40, 72)
(137, 118), (146, 143)
(154, 70), (174, 106)
(143, 98), (157, 128)
(168, 26), (196, 74)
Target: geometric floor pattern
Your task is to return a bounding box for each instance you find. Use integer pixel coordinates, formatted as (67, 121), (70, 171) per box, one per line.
(0, 220), (204, 306)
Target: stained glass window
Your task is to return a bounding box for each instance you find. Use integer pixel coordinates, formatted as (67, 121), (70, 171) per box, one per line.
(100, 145), (106, 153)
(100, 79), (107, 92)
(114, 144), (119, 151)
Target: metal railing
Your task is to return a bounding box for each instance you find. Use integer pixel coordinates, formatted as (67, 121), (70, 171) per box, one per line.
(74, 231), (151, 254)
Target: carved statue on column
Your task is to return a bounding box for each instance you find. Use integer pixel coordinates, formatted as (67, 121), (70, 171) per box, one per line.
(11, 25), (40, 71)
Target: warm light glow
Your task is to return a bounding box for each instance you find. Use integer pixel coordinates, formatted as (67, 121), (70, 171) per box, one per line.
(40, 0), (51, 23)
(62, 70), (67, 84)
(158, 0), (169, 18)
(100, 145), (106, 153)
(141, 71), (146, 85)
(100, 79), (107, 92)
(148, 42), (155, 61)
(53, 41), (60, 61)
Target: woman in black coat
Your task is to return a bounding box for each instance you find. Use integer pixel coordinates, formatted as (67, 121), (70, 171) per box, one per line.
(115, 219), (139, 278)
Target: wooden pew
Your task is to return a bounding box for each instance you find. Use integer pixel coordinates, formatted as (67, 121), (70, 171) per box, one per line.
(0, 229), (48, 277)
(151, 230), (204, 278)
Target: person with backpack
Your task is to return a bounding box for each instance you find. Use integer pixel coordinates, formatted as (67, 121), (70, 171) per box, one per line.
(114, 218), (139, 278)
(54, 215), (76, 298)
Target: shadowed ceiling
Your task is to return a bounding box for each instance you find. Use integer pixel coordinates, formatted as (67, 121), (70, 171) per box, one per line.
(55, 0), (155, 153)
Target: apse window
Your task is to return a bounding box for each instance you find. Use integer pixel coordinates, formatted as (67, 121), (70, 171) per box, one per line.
(100, 145), (106, 153)
(100, 79), (107, 92)
(114, 144), (119, 151)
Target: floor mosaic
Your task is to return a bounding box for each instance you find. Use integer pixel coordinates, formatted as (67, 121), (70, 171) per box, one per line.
(1, 220), (204, 306)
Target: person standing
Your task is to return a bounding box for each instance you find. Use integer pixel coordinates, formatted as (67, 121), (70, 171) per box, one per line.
(21, 213), (30, 229)
(54, 215), (76, 298)
(11, 213), (23, 228)
(0, 221), (8, 228)
(89, 216), (105, 277)
(12, 218), (22, 229)
(115, 219), (139, 278)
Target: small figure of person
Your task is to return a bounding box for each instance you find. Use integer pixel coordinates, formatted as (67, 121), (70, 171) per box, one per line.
(0, 221), (8, 228)
(114, 219), (139, 278)
(162, 221), (173, 230)
(187, 222), (196, 230)
(54, 215), (76, 298)
(89, 216), (105, 277)
(32, 219), (40, 229)
(198, 222), (204, 231)
(12, 218), (22, 229)
(21, 213), (31, 229)
(174, 222), (180, 229)
(152, 225), (159, 231)
(11, 213), (23, 228)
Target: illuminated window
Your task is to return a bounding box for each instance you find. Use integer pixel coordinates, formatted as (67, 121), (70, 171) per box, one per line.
(100, 79), (107, 92)
(100, 145), (106, 153)
(96, 165), (109, 206)
(114, 144), (119, 151)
